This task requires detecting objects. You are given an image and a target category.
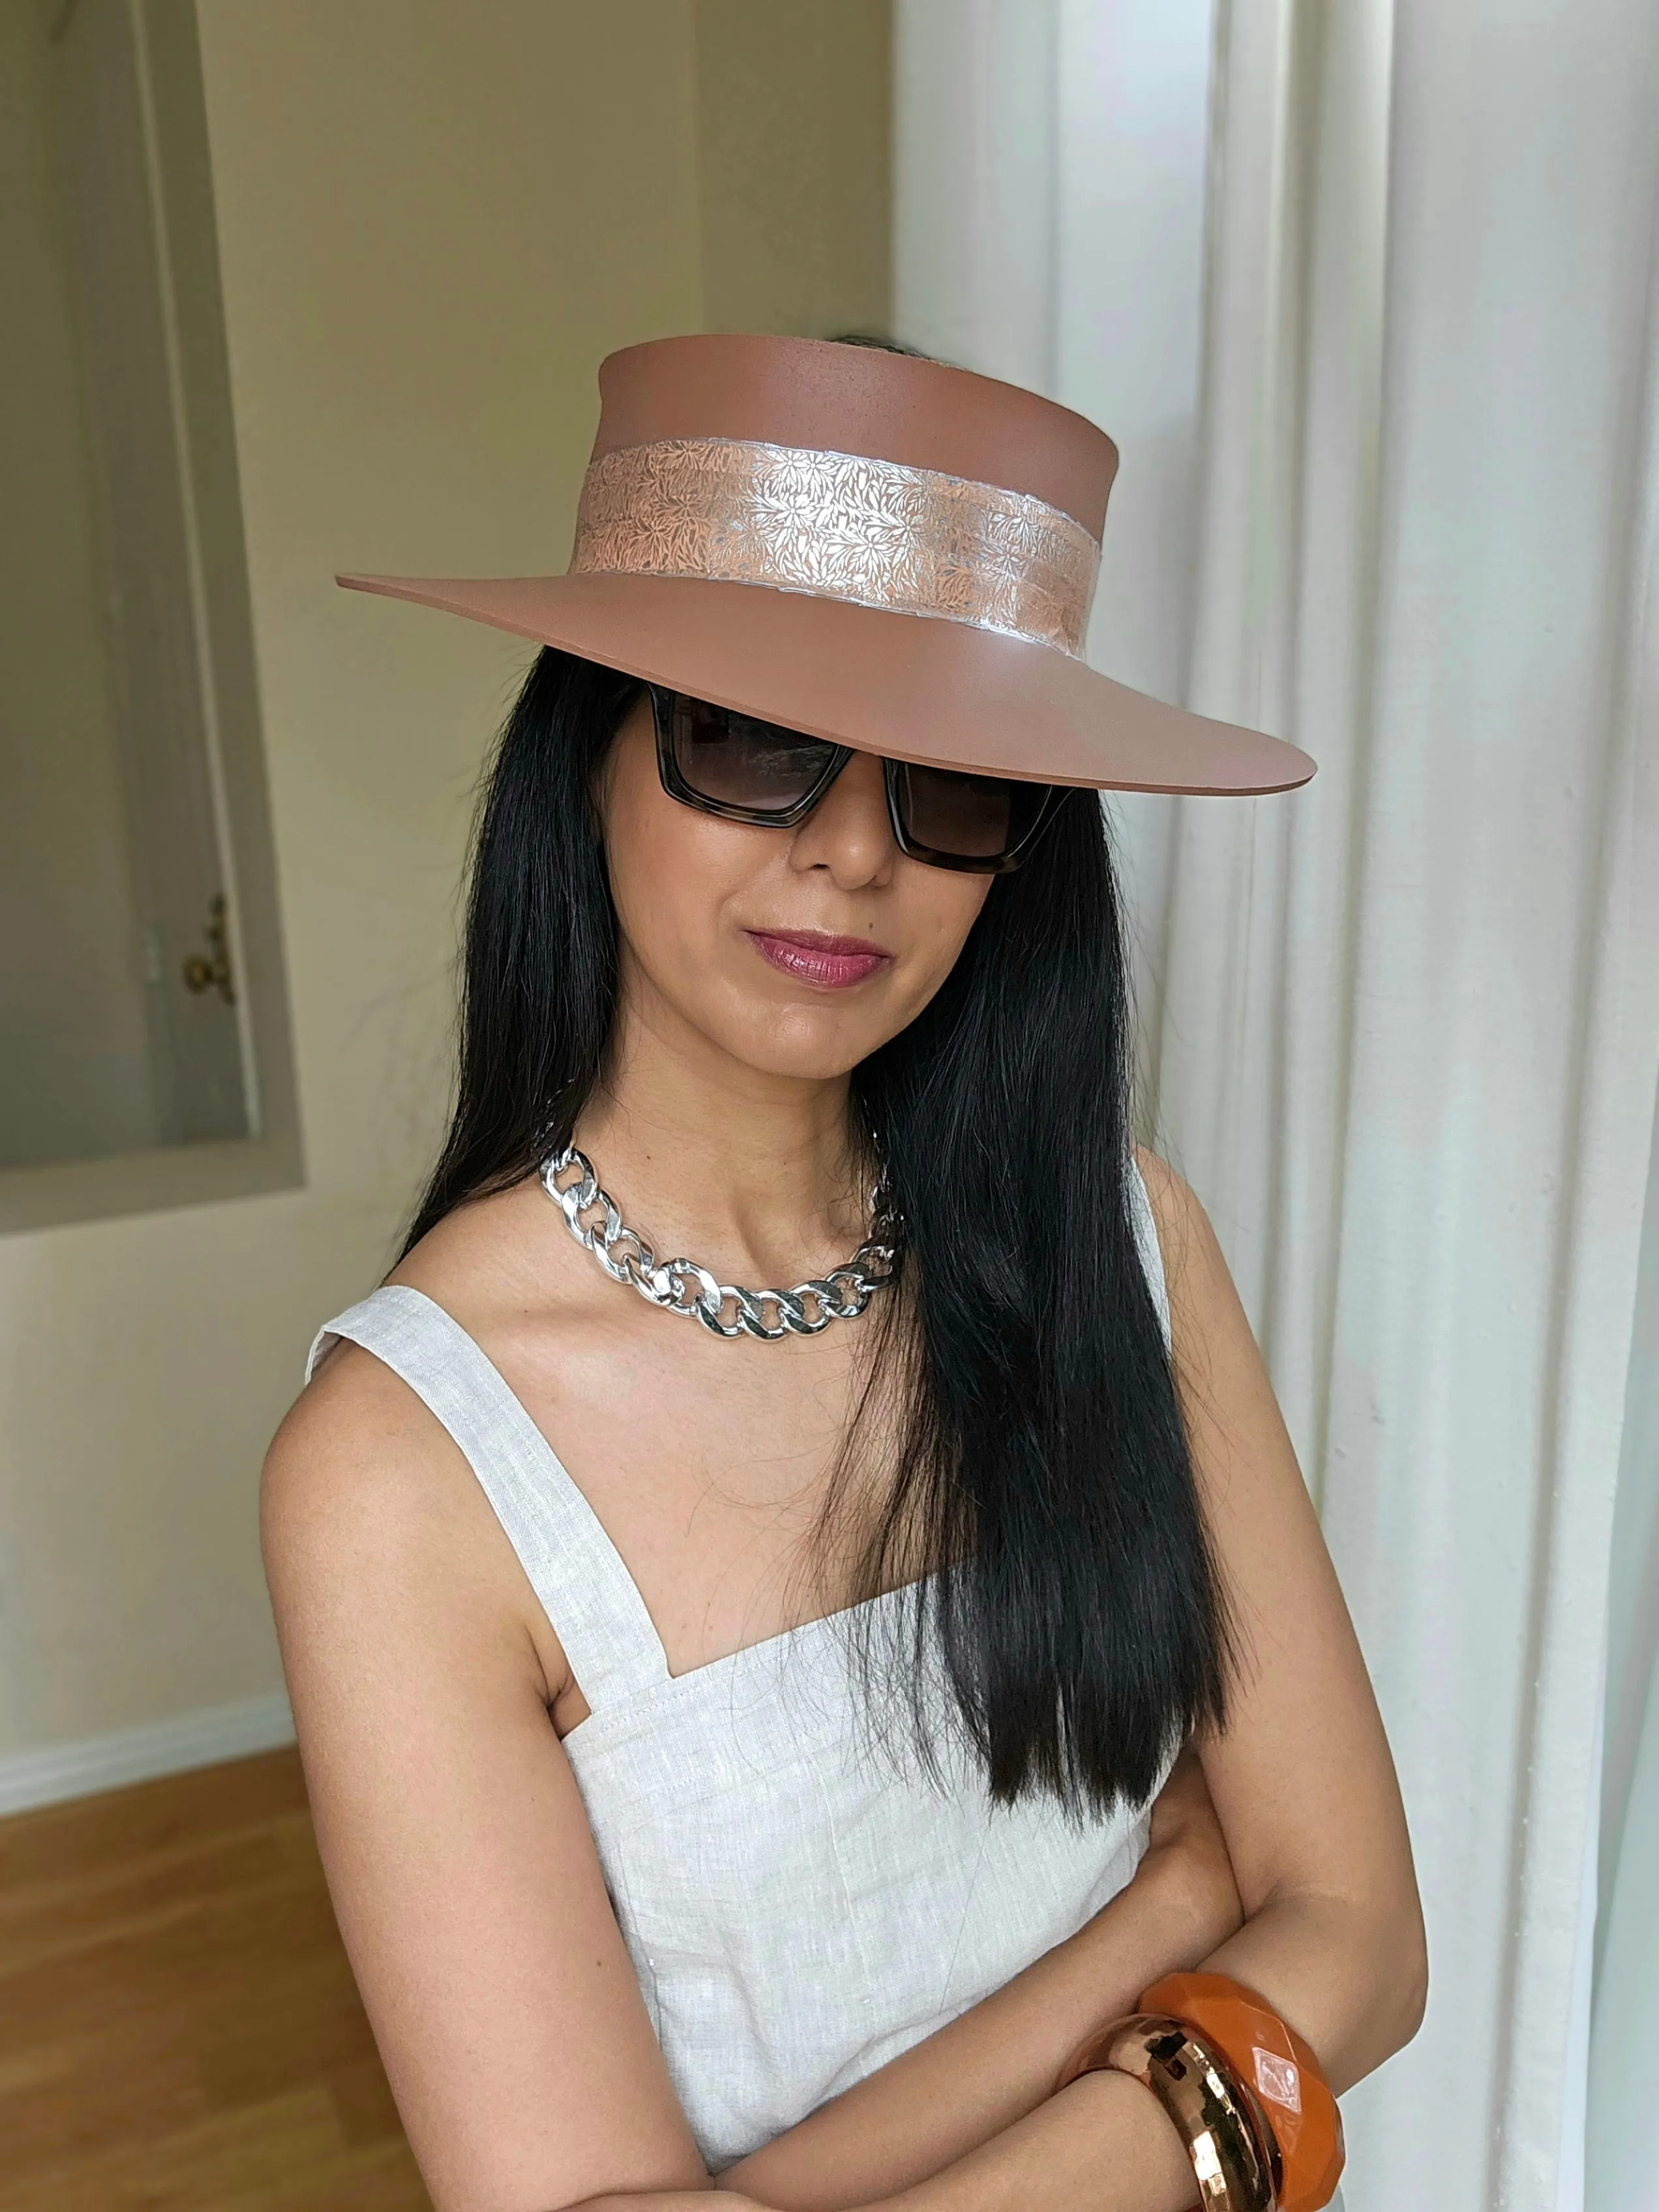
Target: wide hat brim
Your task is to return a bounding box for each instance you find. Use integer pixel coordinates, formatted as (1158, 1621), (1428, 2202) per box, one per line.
(338, 567), (1313, 796)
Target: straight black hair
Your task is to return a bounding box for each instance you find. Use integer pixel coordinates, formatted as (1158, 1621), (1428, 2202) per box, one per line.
(407, 646), (1231, 1815)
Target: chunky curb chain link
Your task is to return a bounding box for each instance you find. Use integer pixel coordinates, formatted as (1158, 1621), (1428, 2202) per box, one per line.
(540, 1144), (897, 1341)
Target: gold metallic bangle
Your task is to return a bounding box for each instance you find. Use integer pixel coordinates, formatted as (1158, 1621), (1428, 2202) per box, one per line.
(1070, 2012), (1281, 2211)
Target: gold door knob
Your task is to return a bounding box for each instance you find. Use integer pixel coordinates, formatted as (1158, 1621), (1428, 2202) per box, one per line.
(181, 893), (236, 1006)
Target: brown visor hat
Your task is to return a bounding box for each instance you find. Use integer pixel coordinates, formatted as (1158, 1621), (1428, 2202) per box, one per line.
(339, 333), (1314, 797)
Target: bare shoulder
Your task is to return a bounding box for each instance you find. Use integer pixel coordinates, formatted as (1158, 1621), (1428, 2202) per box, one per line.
(1131, 1145), (1229, 1324)
(262, 1180), (582, 1708)
(1130, 1142), (1186, 1216)
(262, 1321), (559, 1715)
(1129, 1146), (1287, 1519)
(262, 1180), (550, 1566)
(1131, 1144), (1197, 1236)
(261, 1336), (453, 1579)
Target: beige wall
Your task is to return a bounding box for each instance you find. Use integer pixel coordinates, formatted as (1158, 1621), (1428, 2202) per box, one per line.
(0, 1), (156, 1171)
(0, 0), (889, 1766)
(696, 0), (891, 338)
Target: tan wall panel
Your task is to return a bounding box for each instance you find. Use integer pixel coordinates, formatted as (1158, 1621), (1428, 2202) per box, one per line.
(0, 0), (702, 1757)
(695, 0), (891, 340)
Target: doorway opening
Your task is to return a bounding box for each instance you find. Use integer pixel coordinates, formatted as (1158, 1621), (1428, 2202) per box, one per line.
(1, 0), (297, 1229)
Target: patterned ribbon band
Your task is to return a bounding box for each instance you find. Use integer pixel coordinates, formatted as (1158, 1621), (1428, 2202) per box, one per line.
(570, 436), (1100, 657)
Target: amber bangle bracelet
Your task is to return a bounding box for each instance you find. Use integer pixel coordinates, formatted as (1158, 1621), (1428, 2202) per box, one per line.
(1139, 1973), (1345, 2212)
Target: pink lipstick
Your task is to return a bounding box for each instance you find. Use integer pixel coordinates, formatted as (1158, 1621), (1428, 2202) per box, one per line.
(746, 929), (893, 988)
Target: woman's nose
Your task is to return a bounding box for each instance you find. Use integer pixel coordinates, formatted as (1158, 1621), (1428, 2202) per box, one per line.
(788, 751), (896, 887)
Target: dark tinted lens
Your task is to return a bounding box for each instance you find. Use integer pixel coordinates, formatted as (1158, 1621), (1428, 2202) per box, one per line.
(672, 695), (837, 814)
(896, 762), (1046, 859)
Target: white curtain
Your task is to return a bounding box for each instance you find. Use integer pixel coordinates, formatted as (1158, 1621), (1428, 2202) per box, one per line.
(1591, 1109), (1659, 2212)
(895, 5), (1659, 2209)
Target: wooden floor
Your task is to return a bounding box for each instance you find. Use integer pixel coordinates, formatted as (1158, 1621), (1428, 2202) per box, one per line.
(0, 1749), (430, 2211)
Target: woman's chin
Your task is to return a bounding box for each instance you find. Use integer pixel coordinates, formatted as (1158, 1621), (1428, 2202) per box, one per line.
(666, 970), (914, 1084)
(727, 1034), (882, 1084)
(703, 1005), (891, 1084)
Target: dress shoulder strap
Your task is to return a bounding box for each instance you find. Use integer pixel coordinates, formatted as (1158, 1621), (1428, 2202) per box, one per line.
(1127, 1155), (1173, 1346)
(307, 1285), (668, 1710)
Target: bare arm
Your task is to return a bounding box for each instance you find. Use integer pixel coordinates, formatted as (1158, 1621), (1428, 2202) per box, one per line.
(575, 2072), (1195, 2212)
(1137, 1150), (1427, 2092)
(263, 1349), (710, 2212)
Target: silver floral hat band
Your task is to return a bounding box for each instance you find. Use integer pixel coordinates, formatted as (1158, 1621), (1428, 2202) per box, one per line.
(570, 436), (1101, 658)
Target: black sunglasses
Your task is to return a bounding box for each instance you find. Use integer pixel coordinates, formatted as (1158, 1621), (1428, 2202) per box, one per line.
(649, 687), (1062, 875)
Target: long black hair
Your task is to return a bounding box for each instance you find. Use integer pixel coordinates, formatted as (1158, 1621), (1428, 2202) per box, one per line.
(407, 646), (1231, 1816)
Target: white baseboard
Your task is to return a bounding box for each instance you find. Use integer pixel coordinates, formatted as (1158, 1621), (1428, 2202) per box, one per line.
(0, 1692), (296, 1817)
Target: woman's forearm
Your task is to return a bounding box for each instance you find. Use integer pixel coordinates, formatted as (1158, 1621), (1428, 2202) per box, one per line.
(579, 1823), (1424, 2212)
(713, 1883), (1422, 2212)
(877, 2070), (1192, 2212)
(871, 1887), (1424, 2212)
(576, 2072), (1192, 2212)
(721, 1844), (1227, 2212)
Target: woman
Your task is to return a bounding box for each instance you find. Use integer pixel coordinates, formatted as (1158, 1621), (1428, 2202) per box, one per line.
(264, 335), (1425, 2212)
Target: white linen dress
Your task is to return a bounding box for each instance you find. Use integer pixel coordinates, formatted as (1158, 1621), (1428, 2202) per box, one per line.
(307, 1168), (1174, 2169)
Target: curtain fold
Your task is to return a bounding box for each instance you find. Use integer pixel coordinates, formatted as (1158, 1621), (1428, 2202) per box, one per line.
(895, 4), (1659, 2207)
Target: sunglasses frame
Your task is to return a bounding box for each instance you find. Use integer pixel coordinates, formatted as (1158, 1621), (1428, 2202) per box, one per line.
(648, 686), (1061, 876)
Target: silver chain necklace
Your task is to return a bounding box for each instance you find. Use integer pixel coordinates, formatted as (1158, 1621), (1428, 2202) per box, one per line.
(541, 1144), (899, 1341)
